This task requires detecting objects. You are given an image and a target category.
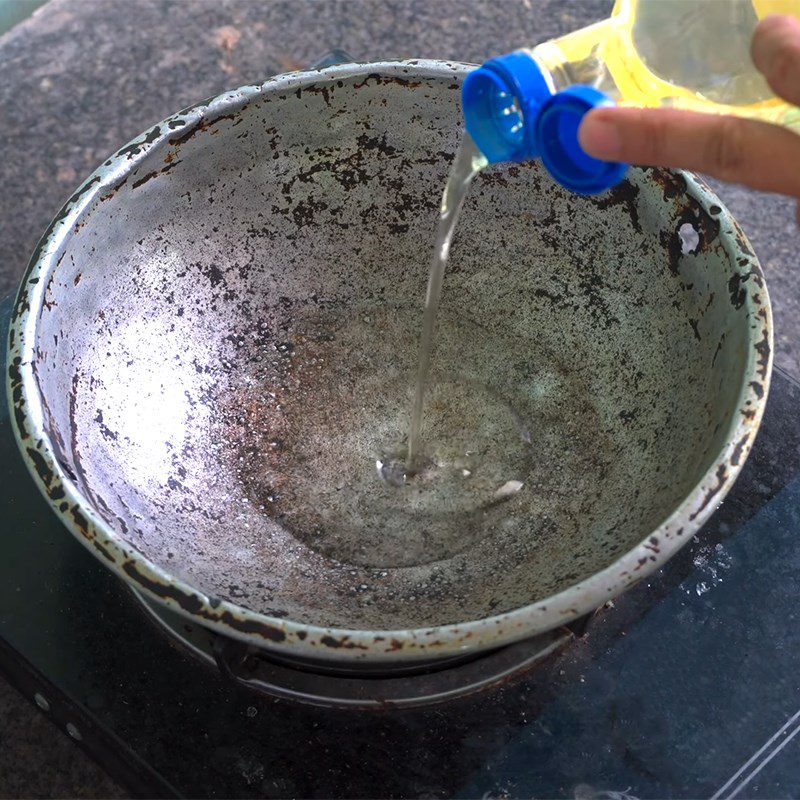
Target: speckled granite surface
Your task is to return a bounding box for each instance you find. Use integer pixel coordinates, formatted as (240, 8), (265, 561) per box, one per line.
(0, 0), (798, 795)
(0, 677), (125, 799)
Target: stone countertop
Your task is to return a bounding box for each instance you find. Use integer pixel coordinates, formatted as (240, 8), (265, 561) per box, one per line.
(0, 1), (798, 796)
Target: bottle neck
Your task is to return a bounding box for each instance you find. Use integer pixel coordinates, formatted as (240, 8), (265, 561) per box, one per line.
(530, 18), (623, 101)
(527, 44), (570, 93)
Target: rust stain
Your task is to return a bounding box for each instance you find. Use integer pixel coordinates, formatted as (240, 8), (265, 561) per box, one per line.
(754, 328), (771, 380)
(119, 561), (287, 642)
(319, 635), (368, 650)
(730, 432), (751, 467)
(689, 464), (728, 521)
(593, 180), (641, 233)
(649, 167), (687, 201)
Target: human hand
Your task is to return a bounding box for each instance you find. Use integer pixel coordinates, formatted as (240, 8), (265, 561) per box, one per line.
(578, 14), (800, 218)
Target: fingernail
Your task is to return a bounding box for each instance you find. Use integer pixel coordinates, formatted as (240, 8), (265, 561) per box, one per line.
(579, 112), (623, 160)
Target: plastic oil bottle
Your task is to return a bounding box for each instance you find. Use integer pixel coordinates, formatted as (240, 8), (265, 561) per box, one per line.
(462, 0), (800, 194)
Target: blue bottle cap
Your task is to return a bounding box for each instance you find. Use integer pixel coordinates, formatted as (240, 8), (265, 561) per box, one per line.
(462, 51), (553, 163)
(534, 85), (628, 195)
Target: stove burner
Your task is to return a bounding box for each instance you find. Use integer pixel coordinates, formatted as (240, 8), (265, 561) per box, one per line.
(132, 589), (575, 709)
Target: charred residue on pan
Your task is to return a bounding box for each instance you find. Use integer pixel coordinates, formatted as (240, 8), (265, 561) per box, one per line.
(754, 327), (771, 380)
(689, 463), (728, 521)
(730, 432), (751, 467)
(646, 167), (689, 204)
(592, 179), (642, 233)
(130, 160), (182, 190)
(660, 204), (720, 278)
(114, 125), (163, 161)
(121, 560), (288, 643)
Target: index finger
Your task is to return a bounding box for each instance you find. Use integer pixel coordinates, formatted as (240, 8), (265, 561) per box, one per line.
(578, 106), (800, 197)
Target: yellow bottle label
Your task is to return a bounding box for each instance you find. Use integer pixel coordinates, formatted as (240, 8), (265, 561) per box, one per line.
(539, 0), (800, 127)
(752, 0), (800, 16)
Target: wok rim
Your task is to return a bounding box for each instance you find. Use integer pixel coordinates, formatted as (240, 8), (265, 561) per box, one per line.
(5, 59), (773, 662)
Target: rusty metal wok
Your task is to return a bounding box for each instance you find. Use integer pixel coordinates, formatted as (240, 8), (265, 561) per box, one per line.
(6, 60), (772, 664)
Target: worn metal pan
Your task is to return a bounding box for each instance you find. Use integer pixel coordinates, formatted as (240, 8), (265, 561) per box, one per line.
(6, 60), (772, 663)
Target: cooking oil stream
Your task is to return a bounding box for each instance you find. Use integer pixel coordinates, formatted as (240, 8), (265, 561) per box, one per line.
(237, 130), (597, 570)
(406, 133), (488, 470)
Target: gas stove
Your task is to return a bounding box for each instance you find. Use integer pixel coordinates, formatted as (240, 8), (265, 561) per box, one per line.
(2, 288), (800, 799)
